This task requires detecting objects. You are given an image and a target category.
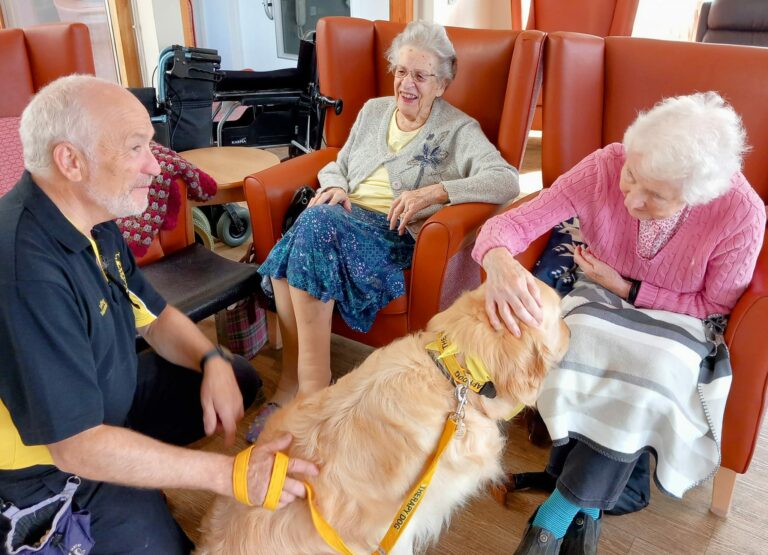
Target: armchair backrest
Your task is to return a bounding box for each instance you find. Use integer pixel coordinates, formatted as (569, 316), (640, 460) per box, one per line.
(542, 32), (768, 205)
(696, 0), (768, 47)
(520, 0), (639, 36)
(0, 23), (94, 196)
(316, 17), (545, 170)
(0, 22), (95, 118)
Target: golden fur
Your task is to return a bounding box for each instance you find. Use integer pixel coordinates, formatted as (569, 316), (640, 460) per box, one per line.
(197, 281), (568, 554)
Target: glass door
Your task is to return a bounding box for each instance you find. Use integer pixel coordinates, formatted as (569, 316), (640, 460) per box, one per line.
(0, 0), (119, 82)
(274, 0), (350, 59)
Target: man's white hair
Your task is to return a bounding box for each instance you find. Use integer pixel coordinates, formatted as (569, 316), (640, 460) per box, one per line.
(19, 74), (115, 176)
(623, 91), (748, 206)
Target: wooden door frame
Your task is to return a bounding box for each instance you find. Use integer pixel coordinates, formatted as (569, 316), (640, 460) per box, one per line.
(179, 0), (196, 47)
(390, 0), (413, 24)
(107, 0), (142, 86)
(0, 4), (6, 29)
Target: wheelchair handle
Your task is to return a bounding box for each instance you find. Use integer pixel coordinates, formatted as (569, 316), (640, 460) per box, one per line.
(317, 94), (343, 116)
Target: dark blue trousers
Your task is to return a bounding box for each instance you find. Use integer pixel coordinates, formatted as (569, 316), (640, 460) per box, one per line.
(0, 352), (261, 554)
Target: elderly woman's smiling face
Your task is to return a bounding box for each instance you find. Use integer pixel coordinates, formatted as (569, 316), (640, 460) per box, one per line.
(393, 46), (446, 130)
(619, 151), (687, 220)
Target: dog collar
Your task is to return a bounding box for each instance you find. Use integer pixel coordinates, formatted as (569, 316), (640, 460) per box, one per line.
(426, 332), (497, 398)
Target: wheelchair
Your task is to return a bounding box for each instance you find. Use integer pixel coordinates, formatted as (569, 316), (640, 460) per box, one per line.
(133, 38), (342, 248)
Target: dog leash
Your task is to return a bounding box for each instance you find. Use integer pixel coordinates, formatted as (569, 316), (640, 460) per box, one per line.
(231, 331), (524, 554)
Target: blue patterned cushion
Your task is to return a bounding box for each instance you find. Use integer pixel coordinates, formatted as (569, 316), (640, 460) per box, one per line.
(533, 218), (584, 296)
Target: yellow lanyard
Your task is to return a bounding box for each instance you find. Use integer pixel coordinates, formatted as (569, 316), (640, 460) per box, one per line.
(302, 416), (458, 555)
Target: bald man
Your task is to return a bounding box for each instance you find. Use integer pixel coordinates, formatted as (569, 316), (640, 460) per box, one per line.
(0, 76), (316, 553)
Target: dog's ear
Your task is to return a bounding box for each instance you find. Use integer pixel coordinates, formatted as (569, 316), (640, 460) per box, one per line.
(488, 330), (553, 405)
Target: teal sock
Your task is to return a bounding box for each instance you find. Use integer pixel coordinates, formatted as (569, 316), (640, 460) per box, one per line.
(532, 490), (584, 539)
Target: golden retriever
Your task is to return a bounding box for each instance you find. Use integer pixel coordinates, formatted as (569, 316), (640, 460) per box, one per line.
(198, 281), (568, 554)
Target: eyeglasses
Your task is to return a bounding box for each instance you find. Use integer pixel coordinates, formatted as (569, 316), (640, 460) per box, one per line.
(393, 66), (437, 84)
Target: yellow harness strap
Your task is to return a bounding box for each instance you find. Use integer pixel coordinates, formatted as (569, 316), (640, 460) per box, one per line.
(232, 445), (256, 506)
(263, 451), (290, 510)
(232, 448), (290, 510)
(425, 333), (493, 395)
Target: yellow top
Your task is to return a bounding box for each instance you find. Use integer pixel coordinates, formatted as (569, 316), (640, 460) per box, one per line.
(348, 111), (420, 214)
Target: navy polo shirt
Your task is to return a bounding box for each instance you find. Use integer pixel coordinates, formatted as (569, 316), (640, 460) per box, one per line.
(0, 172), (166, 475)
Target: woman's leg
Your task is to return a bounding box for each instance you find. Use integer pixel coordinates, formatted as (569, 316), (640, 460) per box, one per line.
(270, 277), (300, 406)
(288, 283), (334, 395)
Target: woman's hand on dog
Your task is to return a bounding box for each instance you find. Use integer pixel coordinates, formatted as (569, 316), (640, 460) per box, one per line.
(482, 247), (543, 337)
(245, 434), (319, 508)
(308, 187), (352, 212)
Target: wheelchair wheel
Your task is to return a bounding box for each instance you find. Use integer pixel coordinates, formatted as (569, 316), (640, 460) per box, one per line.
(192, 207), (214, 250)
(216, 205), (252, 247)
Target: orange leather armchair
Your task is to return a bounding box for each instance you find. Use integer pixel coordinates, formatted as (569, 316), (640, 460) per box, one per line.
(511, 0), (639, 129)
(516, 31), (768, 516)
(244, 17), (545, 348)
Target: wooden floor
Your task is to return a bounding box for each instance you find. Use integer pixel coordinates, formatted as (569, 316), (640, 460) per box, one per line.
(167, 136), (768, 553)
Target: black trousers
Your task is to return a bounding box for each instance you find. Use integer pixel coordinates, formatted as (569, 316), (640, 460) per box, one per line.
(546, 438), (640, 511)
(0, 352), (261, 554)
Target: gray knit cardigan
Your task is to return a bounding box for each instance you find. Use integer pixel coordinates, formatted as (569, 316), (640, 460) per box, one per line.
(318, 97), (519, 233)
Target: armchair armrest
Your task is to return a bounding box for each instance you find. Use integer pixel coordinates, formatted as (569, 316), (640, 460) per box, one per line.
(721, 235), (768, 472)
(409, 202), (502, 331)
(243, 148), (340, 263)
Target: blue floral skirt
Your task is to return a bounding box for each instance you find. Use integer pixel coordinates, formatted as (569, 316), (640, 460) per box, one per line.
(258, 204), (415, 332)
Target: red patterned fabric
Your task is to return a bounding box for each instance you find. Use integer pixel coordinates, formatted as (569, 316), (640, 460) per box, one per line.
(0, 117), (25, 198)
(116, 142), (217, 257)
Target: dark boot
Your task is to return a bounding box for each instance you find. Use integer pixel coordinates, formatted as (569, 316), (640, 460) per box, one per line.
(513, 517), (562, 554)
(560, 511), (602, 555)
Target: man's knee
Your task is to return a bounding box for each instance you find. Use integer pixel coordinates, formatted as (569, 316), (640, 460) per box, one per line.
(232, 355), (262, 409)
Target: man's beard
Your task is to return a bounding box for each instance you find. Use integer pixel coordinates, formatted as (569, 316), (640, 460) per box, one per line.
(86, 177), (152, 219)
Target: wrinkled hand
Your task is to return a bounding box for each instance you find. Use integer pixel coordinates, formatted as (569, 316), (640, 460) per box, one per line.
(482, 247), (543, 337)
(200, 358), (244, 447)
(388, 184), (449, 235)
(308, 187), (351, 212)
(246, 434), (320, 508)
(573, 245), (630, 298)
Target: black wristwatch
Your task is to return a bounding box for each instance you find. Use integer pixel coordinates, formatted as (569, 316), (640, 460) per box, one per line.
(199, 345), (234, 372)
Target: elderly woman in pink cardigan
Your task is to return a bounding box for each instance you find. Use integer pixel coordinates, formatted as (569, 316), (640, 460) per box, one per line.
(473, 92), (765, 555)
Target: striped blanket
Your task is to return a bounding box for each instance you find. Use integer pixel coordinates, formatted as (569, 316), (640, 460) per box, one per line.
(538, 279), (731, 498)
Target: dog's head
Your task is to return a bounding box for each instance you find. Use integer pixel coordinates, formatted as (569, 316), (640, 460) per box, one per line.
(425, 280), (568, 417)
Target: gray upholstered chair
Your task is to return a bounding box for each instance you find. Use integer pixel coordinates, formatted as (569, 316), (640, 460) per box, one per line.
(696, 0), (768, 47)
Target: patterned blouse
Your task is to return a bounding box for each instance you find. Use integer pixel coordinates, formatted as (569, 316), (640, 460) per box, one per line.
(636, 206), (689, 259)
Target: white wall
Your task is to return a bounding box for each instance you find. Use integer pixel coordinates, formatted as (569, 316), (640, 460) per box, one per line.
(429, 0), (511, 29)
(350, 0), (388, 21)
(133, 0), (186, 86)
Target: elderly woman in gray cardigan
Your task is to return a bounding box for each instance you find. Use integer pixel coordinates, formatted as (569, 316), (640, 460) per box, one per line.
(249, 20), (518, 439)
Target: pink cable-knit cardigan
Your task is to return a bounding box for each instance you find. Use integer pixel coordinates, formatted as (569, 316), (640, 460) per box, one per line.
(472, 143), (766, 318)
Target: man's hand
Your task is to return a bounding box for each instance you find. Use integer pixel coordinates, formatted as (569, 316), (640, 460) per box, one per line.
(482, 247), (543, 337)
(245, 434), (320, 508)
(387, 184), (449, 235)
(308, 187), (351, 211)
(573, 245), (631, 299)
(200, 358), (244, 447)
